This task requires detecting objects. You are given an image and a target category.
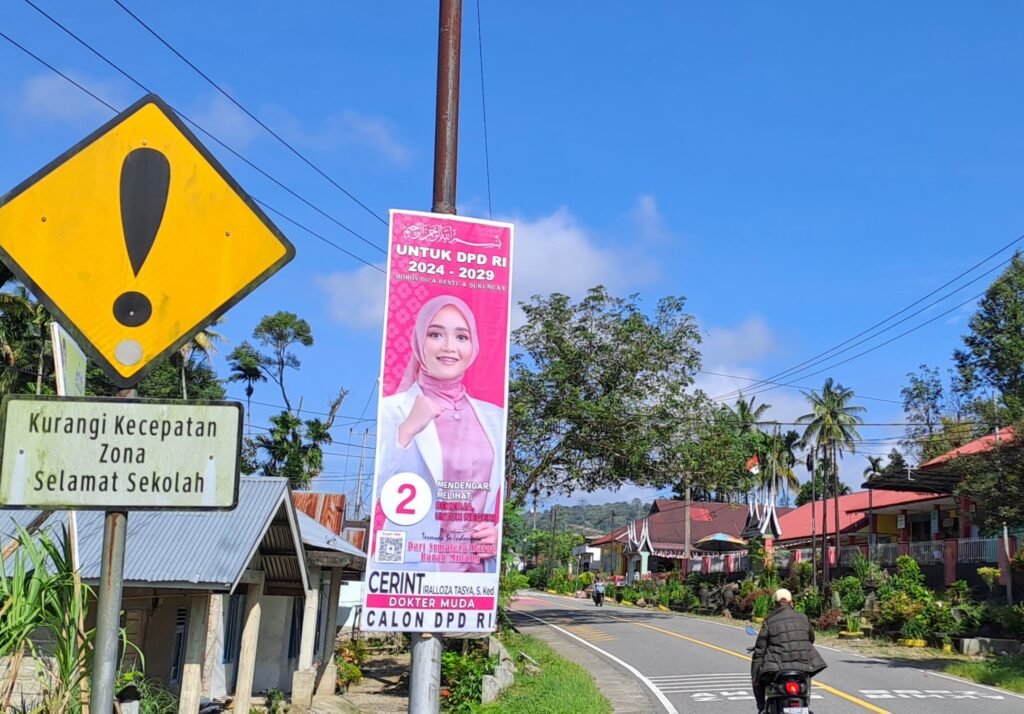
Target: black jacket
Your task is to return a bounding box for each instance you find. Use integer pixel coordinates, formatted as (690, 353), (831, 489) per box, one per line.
(750, 605), (828, 680)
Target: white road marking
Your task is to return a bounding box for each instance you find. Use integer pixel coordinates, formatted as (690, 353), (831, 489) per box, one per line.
(513, 610), (680, 714)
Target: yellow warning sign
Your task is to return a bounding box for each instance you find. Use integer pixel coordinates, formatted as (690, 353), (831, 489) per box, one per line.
(0, 94), (294, 387)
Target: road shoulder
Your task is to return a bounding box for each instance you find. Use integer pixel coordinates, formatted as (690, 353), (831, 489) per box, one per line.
(507, 609), (668, 714)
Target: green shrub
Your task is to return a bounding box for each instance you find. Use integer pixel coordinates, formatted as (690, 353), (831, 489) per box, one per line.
(850, 554), (884, 583)
(834, 576), (866, 615)
(845, 614), (862, 634)
(525, 567), (548, 589)
(265, 688), (286, 714)
(340, 661), (363, 688)
(752, 594), (772, 619)
(549, 567), (571, 594)
(795, 590), (823, 618)
(900, 614), (930, 640)
(978, 567), (1001, 593)
(441, 646), (497, 712)
(116, 671), (178, 714)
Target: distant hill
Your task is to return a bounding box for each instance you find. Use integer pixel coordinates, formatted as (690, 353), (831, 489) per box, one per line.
(526, 499), (653, 535)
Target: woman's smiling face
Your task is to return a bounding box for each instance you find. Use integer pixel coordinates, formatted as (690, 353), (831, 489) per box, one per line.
(422, 305), (473, 380)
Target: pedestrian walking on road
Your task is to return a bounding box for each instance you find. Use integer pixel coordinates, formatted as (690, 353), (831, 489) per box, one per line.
(593, 576), (606, 607)
(750, 588), (826, 712)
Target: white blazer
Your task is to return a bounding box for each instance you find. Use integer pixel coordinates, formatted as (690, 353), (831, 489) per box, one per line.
(375, 383), (505, 571)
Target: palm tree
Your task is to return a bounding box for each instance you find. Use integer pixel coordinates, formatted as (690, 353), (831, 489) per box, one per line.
(798, 378), (865, 583)
(863, 455), (884, 482)
(227, 342), (266, 434)
(175, 319), (227, 399)
(731, 394), (771, 433)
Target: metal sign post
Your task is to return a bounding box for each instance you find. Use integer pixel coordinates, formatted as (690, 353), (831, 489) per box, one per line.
(89, 385), (134, 714)
(90, 509), (129, 714)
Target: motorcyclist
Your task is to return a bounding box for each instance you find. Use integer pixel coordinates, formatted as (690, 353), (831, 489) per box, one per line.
(750, 588), (827, 713)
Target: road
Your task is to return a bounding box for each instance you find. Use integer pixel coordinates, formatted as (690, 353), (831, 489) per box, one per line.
(511, 591), (1023, 714)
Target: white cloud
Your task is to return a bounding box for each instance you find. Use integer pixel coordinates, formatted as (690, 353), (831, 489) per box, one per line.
(630, 194), (672, 243)
(701, 317), (778, 367)
(263, 106), (412, 166)
(510, 207), (658, 326)
(187, 93), (263, 148)
(8, 74), (126, 126)
(315, 263), (386, 329)
(316, 205), (657, 330)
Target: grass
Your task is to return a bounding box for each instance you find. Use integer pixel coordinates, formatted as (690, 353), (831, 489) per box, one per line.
(944, 654), (1024, 694)
(474, 631), (612, 714)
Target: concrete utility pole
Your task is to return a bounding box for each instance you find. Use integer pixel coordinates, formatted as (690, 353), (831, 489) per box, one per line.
(409, 2), (462, 712)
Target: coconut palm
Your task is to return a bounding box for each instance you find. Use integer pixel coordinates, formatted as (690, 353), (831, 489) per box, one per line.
(863, 455), (884, 483)
(730, 394), (771, 433)
(798, 378), (864, 583)
(175, 319), (227, 399)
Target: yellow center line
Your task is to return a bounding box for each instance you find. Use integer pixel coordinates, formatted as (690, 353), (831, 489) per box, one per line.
(519, 594), (891, 714)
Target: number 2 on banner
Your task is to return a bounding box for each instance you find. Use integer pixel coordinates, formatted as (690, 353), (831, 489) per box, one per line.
(396, 484), (417, 514)
(380, 472), (432, 526)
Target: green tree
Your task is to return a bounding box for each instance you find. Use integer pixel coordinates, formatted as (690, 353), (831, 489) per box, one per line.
(730, 394), (771, 434)
(508, 287), (702, 504)
(795, 473), (851, 507)
(172, 319), (227, 399)
(86, 359), (226, 400)
(951, 419), (1024, 530)
(798, 378), (864, 582)
(227, 341), (267, 434)
(756, 429), (802, 501)
(954, 252), (1024, 420)
(863, 455), (884, 482)
(880, 448), (908, 475)
(253, 311), (313, 413)
(674, 399), (757, 502)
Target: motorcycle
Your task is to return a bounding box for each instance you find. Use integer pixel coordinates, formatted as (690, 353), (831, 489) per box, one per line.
(745, 625), (813, 714)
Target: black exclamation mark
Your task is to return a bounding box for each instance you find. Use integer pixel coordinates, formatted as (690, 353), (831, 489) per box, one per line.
(113, 147), (169, 328)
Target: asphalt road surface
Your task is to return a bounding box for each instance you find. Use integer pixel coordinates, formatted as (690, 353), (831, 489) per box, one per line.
(512, 591), (1023, 714)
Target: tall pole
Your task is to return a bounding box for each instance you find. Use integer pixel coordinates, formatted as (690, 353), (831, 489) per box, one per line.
(821, 450), (830, 586)
(833, 440), (841, 575)
(354, 428), (369, 518)
(410, 3), (462, 712)
(683, 482), (692, 561)
(548, 505), (558, 578)
(432, 0), (462, 215)
(90, 386), (135, 714)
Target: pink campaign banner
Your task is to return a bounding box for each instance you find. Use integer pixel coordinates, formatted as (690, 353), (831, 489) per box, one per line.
(361, 210), (514, 634)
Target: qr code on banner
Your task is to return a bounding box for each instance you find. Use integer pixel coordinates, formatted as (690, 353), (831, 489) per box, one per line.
(375, 530), (406, 564)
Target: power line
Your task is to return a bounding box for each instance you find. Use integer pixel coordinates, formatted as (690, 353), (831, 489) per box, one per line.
(13, 2), (384, 257)
(474, 0), (493, 218)
(109, 0), (388, 227)
(715, 233), (1024, 402)
(0, 30), (117, 112)
(717, 253), (1017, 403)
(229, 395), (377, 423)
(255, 199), (384, 272)
(698, 370), (902, 405)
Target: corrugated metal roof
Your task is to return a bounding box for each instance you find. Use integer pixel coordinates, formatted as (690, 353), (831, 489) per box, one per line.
(296, 511), (366, 561)
(1, 477), (289, 589)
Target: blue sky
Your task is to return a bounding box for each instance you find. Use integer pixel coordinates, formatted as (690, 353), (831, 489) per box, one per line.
(3, 2), (1024, 509)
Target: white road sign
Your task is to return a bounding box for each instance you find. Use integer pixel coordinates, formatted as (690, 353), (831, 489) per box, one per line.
(0, 395), (242, 510)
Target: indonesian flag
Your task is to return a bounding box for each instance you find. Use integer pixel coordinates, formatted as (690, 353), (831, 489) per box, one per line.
(746, 456), (760, 474)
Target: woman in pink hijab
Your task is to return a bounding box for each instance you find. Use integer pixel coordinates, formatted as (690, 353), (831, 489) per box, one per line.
(374, 295), (504, 573)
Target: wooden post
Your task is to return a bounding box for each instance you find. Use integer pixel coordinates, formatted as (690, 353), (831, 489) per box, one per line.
(178, 595), (209, 714)
(233, 573), (264, 713)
